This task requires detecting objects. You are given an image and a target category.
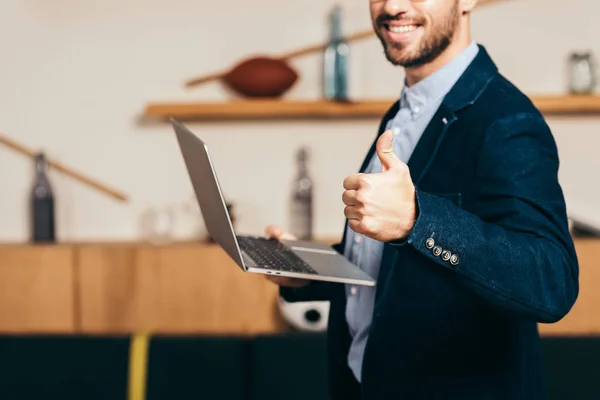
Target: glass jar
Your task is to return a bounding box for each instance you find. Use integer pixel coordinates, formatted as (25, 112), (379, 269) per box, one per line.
(568, 52), (597, 94)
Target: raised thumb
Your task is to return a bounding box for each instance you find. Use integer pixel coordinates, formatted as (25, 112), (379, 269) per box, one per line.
(376, 130), (402, 172)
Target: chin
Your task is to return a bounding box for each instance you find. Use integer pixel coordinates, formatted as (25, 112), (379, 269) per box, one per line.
(376, 32), (422, 67)
(385, 38), (451, 68)
(376, 21), (456, 69)
(385, 46), (421, 67)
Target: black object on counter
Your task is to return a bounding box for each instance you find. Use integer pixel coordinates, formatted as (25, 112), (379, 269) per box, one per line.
(30, 152), (56, 243)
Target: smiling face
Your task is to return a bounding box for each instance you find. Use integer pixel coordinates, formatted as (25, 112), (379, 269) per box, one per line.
(370, 0), (462, 68)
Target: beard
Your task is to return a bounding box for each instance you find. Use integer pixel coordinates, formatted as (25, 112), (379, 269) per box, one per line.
(375, 2), (460, 68)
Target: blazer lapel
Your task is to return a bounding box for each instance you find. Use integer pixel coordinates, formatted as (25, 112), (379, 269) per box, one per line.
(404, 44), (499, 185)
(406, 104), (457, 186)
(359, 103), (458, 186)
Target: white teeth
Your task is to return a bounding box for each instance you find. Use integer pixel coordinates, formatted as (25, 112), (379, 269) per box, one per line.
(389, 25), (418, 33)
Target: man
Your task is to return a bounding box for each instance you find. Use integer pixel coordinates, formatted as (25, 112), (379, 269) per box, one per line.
(265, 0), (579, 398)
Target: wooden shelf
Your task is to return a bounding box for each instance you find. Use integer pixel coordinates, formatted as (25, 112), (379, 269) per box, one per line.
(144, 99), (393, 121)
(143, 95), (600, 121)
(532, 94), (600, 115)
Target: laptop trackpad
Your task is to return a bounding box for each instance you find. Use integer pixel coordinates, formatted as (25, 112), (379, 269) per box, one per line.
(281, 240), (373, 281)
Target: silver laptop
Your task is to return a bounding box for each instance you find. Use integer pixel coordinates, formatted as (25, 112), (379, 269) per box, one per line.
(171, 119), (376, 287)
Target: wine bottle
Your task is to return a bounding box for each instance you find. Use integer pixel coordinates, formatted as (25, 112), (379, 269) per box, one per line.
(30, 152), (56, 243)
(290, 147), (313, 241)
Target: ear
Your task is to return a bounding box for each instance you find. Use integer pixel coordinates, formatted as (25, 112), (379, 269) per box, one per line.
(460, 0), (478, 14)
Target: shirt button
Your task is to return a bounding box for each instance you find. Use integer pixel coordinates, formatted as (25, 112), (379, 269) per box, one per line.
(414, 106), (420, 113)
(354, 235), (362, 244)
(350, 287), (357, 296)
(392, 127), (400, 135)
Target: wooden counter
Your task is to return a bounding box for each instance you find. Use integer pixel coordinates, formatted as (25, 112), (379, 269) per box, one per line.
(76, 242), (286, 335)
(0, 239), (598, 336)
(538, 239), (600, 336)
(0, 244), (75, 333)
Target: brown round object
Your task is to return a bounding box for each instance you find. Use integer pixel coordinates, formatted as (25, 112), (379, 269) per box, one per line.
(222, 56), (299, 98)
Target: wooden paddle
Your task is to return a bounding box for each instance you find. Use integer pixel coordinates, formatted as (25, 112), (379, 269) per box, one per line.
(184, 29), (374, 88)
(0, 132), (129, 203)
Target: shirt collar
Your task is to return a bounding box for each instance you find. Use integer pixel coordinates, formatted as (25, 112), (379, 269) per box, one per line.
(400, 41), (479, 116)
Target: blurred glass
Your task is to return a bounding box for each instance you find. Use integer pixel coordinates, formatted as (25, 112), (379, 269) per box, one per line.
(568, 51), (596, 94)
(139, 206), (176, 245)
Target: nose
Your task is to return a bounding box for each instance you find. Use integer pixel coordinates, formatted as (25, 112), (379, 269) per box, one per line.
(382, 0), (412, 16)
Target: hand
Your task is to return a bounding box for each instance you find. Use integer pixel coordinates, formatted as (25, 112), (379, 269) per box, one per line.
(263, 225), (310, 288)
(342, 130), (416, 242)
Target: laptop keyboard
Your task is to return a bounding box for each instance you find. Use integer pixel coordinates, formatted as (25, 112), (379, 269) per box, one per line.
(236, 236), (317, 275)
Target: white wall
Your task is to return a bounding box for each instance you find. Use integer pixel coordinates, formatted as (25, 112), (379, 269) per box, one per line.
(0, 0), (599, 243)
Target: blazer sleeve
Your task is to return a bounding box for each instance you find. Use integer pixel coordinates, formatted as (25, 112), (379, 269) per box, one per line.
(401, 112), (579, 323)
(279, 242), (344, 303)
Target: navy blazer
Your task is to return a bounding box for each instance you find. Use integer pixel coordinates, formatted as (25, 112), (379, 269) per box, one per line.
(280, 45), (579, 400)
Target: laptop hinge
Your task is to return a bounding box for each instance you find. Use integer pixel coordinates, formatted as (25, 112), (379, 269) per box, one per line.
(239, 250), (257, 270)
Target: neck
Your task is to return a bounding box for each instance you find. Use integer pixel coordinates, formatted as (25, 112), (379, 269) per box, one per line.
(404, 22), (472, 87)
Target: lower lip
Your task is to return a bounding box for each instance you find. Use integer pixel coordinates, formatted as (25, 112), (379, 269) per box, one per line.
(384, 26), (422, 43)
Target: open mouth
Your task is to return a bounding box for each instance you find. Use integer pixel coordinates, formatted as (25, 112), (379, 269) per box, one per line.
(386, 24), (420, 34)
(382, 22), (423, 42)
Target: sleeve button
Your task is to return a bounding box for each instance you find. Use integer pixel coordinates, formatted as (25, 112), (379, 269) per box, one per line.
(441, 250), (451, 261)
(450, 254), (459, 266)
(426, 238), (435, 249)
(432, 245), (442, 257)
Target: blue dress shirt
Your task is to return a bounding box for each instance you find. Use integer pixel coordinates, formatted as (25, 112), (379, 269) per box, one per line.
(343, 41), (480, 382)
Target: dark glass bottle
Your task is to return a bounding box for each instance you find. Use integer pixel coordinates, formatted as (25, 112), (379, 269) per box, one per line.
(323, 4), (349, 102)
(30, 152), (56, 243)
(290, 147), (313, 241)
